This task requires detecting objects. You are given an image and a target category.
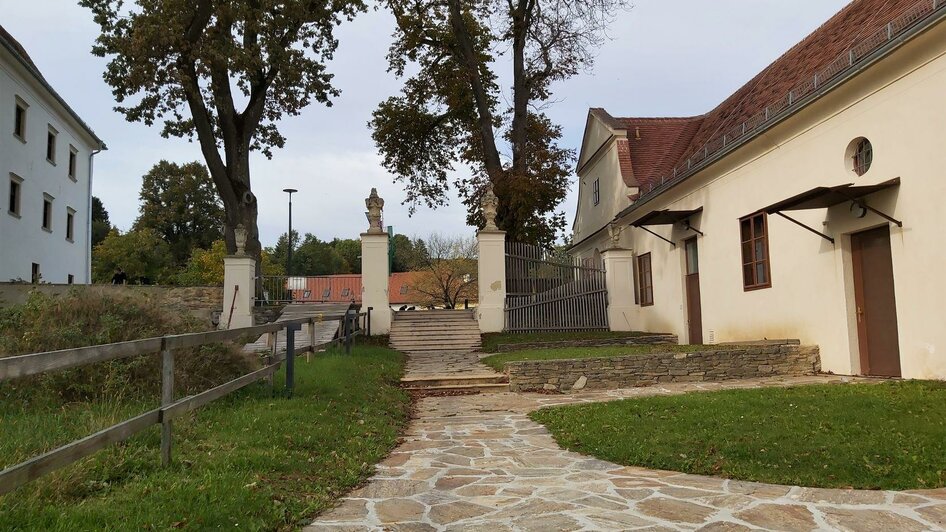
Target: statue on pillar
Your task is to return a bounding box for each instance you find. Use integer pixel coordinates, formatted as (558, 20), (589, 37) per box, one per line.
(481, 184), (499, 231)
(607, 221), (624, 249)
(234, 224), (248, 256)
(365, 188), (385, 234)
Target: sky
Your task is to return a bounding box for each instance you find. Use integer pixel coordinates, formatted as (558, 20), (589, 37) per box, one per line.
(3, 0), (849, 247)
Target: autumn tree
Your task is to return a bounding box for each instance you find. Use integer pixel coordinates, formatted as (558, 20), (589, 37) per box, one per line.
(82, 0), (366, 264)
(92, 228), (173, 284)
(177, 240), (284, 286)
(371, 0), (625, 246)
(408, 233), (477, 308)
(133, 160), (224, 265)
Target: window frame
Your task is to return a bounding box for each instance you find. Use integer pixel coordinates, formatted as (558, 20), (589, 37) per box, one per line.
(8, 173), (23, 217)
(637, 252), (654, 307)
(68, 145), (78, 181)
(42, 193), (54, 232)
(13, 97), (28, 142)
(46, 125), (58, 165)
(592, 178), (600, 206)
(852, 138), (872, 176)
(66, 207), (76, 242)
(739, 212), (772, 291)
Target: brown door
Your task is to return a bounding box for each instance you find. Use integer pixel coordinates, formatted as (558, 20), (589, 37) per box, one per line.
(851, 226), (901, 377)
(684, 238), (703, 344)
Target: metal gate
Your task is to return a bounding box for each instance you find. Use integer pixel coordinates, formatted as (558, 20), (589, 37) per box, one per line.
(504, 241), (609, 332)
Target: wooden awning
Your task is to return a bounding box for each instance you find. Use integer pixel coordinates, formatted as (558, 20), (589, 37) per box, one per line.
(760, 177), (902, 244)
(762, 178), (900, 213)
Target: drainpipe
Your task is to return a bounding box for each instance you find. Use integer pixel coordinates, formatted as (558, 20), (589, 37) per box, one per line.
(86, 147), (103, 284)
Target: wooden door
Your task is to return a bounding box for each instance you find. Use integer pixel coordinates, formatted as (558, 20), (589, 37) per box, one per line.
(684, 238), (703, 344)
(851, 226), (901, 377)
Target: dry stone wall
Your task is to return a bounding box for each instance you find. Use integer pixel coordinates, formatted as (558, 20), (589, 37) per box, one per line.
(494, 334), (677, 352)
(506, 344), (821, 392)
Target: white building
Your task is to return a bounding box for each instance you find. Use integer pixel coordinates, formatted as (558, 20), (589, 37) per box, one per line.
(570, 0), (946, 380)
(0, 25), (105, 284)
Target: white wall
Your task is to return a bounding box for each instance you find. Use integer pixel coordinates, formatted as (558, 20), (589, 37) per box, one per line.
(602, 23), (946, 379)
(573, 119), (634, 248)
(0, 50), (98, 283)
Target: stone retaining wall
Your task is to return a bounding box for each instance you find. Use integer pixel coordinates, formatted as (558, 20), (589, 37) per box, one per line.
(495, 334), (677, 353)
(253, 305), (285, 325)
(506, 344), (821, 392)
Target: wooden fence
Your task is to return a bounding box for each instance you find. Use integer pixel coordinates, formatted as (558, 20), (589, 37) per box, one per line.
(0, 308), (365, 496)
(505, 241), (609, 332)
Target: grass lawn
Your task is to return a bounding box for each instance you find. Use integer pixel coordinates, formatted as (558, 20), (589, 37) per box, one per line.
(531, 381), (946, 490)
(481, 344), (709, 371)
(0, 344), (410, 530)
(480, 330), (653, 353)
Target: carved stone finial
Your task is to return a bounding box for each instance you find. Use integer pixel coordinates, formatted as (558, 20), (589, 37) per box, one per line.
(234, 224), (248, 255)
(365, 188), (385, 234)
(607, 222), (623, 248)
(481, 185), (499, 231)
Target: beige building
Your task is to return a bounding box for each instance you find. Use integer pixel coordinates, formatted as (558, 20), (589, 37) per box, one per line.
(570, 0), (946, 380)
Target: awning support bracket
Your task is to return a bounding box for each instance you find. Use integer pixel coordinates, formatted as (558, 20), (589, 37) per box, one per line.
(774, 211), (835, 244)
(635, 225), (676, 247)
(683, 220), (704, 236)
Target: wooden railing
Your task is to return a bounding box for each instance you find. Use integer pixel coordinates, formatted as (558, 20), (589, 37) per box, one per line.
(0, 312), (364, 496)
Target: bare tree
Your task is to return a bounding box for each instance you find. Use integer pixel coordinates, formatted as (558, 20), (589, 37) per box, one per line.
(409, 234), (478, 308)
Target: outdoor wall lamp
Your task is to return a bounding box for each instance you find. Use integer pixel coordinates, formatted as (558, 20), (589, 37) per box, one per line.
(850, 200), (868, 219)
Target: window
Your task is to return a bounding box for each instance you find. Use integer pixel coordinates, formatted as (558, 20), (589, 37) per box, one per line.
(68, 146), (78, 180)
(42, 194), (53, 231)
(852, 138), (872, 176)
(637, 253), (654, 306)
(67, 274), (74, 285)
(13, 97), (27, 140)
(8, 174), (22, 216)
(31, 263), (40, 284)
(400, 284), (409, 295)
(341, 287), (351, 297)
(322, 287), (331, 298)
(46, 126), (58, 164)
(66, 207), (76, 241)
(740, 212), (771, 290)
(592, 178), (600, 206)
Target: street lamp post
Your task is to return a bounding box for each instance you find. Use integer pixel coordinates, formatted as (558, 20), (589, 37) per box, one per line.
(283, 188), (297, 278)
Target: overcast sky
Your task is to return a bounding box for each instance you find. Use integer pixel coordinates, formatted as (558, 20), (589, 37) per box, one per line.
(3, 0), (849, 247)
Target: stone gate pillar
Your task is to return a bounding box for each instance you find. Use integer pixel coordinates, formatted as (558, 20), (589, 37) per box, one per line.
(222, 224), (255, 329)
(476, 186), (506, 333)
(361, 188), (391, 334)
(601, 246), (636, 331)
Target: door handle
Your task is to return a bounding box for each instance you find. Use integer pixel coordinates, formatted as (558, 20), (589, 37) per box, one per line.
(856, 306), (864, 323)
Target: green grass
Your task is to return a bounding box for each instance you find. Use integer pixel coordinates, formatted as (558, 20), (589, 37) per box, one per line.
(531, 381), (946, 490)
(481, 344), (710, 371)
(0, 344), (410, 530)
(481, 331), (653, 353)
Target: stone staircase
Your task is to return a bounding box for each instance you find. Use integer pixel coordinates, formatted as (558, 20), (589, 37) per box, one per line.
(391, 310), (508, 393)
(390, 309), (482, 353)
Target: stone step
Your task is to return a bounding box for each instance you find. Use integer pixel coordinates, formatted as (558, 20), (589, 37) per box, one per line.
(401, 375), (507, 387)
(391, 332), (482, 339)
(391, 343), (482, 350)
(391, 324), (481, 331)
(401, 383), (509, 394)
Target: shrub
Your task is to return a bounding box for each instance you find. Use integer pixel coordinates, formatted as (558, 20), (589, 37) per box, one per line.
(0, 290), (255, 404)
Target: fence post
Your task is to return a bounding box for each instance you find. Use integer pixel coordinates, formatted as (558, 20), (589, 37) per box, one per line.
(476, 230), (507, 333)
(285, 323), (299, 398)
(601, 248), (637, 332)
(160, 340), (174, 466)
(222, 229), (257, 329)
(366, 307), (372, 337)
(361, 189), (391, 334)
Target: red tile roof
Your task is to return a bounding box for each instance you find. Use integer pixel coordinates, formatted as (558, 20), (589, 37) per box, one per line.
(598, 0), (936, 190)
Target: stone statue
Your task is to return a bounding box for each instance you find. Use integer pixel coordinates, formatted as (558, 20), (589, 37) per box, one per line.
(365, 188), (385, 234)
(607, 222), (623, 248)
(234, 224), (248, 256)
(481, 184), (499, 231)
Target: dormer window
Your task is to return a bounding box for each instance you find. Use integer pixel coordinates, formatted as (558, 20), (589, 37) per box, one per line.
(592, 178), (600, 206)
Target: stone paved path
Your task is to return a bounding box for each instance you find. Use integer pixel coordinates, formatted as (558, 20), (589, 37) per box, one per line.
(306, 352), (946, 531)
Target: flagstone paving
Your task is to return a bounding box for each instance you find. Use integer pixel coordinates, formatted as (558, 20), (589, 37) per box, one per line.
(306, 351), (946, 531)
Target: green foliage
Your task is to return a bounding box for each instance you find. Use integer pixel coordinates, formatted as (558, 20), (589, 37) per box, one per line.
(332, 238), (362, 274)
(532, 381), (946, 490)
(0, 344), (410, 529)
(133, 161), (224, 266)
(266, 233), (419, 276)
(480, 343), (707, 371)
(90, 196), (111, 248)
(0, 290), (253, 404)
(176, 240), (284, 286)
(92, 228), (173, 284)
